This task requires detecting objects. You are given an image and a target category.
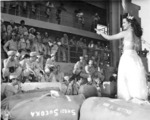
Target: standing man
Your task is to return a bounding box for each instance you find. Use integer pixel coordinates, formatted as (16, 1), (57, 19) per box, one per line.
(60, 34), (68, 62)
(18, 20), (28, 35)
(3, 32), (18, 54)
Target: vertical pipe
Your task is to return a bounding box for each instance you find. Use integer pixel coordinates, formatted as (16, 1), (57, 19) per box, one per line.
(109, 0), (121, 68)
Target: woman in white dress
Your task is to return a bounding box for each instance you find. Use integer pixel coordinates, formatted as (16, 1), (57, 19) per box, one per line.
(95, 13), (148, 102)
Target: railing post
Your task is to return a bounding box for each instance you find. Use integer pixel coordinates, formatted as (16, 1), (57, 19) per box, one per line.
(68, 45), (70, 63)
(17, 2), (21, 16)
(6, 2), (10, 14)
(27, 6), (30, 18)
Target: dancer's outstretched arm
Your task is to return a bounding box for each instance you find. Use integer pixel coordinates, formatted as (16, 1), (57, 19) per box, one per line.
(95, 29), (124, 41)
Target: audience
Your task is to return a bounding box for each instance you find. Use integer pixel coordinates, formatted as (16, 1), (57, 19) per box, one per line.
(1, 18), (111, 88)
(1, 2), (149, 100)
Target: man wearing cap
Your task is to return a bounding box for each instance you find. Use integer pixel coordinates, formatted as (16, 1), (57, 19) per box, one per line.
(3, 32), (18, 53)
(1, 75), (22, 100)
(28, 27), (36, 41)
(15, 52), (21, 62)
(2, 51), (22, 81)
(45, 54), (56, 74)
(22, 52), (41, 82)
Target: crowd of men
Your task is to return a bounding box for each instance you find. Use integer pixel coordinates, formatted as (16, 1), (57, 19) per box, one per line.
(2, 49), (105, 97)
(1, 18), (107, 97)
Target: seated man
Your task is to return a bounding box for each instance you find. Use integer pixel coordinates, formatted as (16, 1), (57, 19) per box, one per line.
(85, 60), (96, 83)
(2, 51), (22, 82)
(74, 57), (86, 73)
(36, 55), (45, 82)
(55, 65), (64, 83)
(1, 75), (22, 100)
(45, 54), (56, 74)
(22, 52), (41, 82)
(45, 65), (57, 82)
(85, 60), (104, 85)
(70, 56), (87, 82)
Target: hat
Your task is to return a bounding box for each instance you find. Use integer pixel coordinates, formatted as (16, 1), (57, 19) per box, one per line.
(45, 68), (50, 73)
(64, 76), (70, 81)
(24, 32), (28, 35)
(49, 64), (55, 68)
(16, 52), (21, 57)
(30, 52), (37, 57)
(79, 56), (84, 60)
(57, 42), (61, 45)
(37, 55), (41, 58)
(29, 28), (36, 33)
(7, 51), (16, 56)
(9, 74), (17, 80)
(36, 32), (40, 35)
(92, 56), (95, 60)
(11, 32), (16, 36)
(89, 60), (93, 65)
(51, 53), (55, 57)
(84, 55), (88, 58)
(48, 42), (53, 46)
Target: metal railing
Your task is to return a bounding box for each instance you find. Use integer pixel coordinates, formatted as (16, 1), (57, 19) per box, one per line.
(1, 2), (108, 33)
(55, 45), (111, 65)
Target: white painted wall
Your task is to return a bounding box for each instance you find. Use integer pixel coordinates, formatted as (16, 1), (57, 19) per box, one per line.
(132, 0), (150, 51)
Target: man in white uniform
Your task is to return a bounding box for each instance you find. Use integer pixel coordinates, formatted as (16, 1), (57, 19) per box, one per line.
(2, 51), (22, 82)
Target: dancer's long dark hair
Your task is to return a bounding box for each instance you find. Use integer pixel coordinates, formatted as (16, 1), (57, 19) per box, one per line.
(122, 13), (143, 38)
